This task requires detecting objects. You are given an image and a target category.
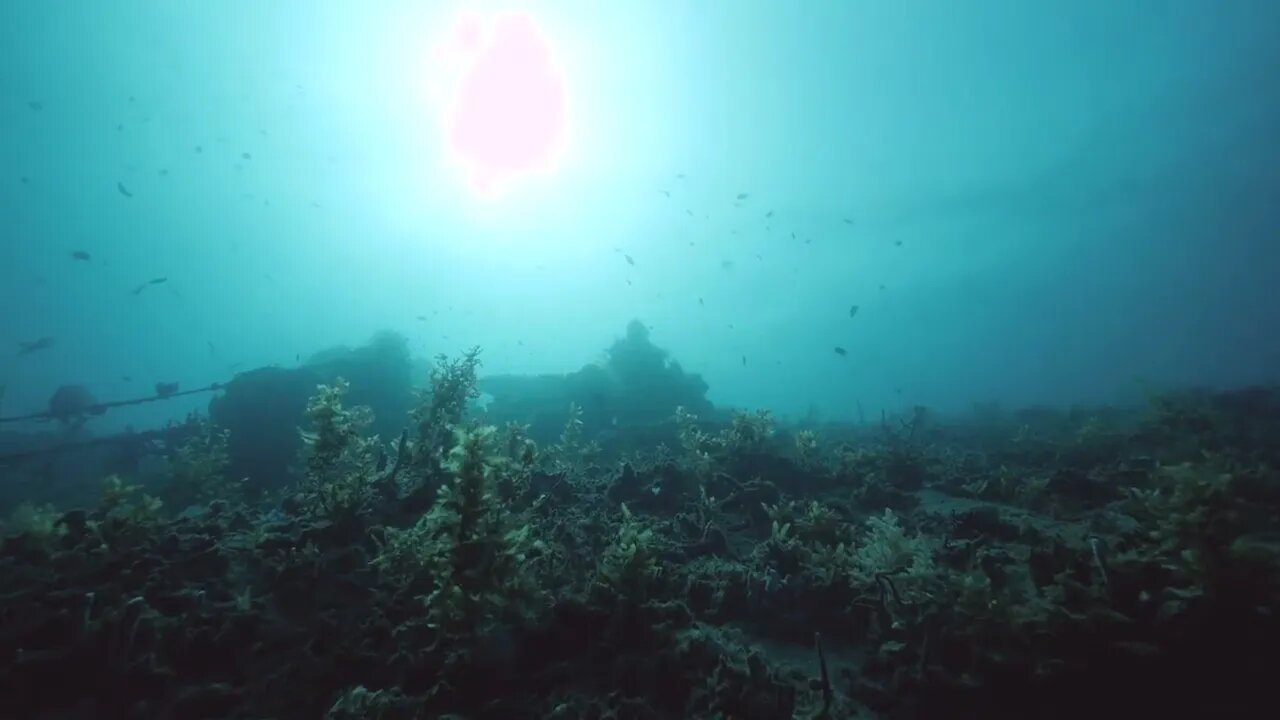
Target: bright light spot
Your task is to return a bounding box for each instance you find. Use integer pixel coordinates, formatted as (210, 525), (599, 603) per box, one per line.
(433, 11), (569, 198)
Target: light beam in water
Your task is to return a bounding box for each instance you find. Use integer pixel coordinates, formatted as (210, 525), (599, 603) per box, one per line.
(435, 11), (569, 198)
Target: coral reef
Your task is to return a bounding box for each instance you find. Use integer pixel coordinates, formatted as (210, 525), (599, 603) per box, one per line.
(1, 361), (1278, 719)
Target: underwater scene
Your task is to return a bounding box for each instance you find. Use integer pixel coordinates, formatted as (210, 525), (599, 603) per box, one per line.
(2, 1), (1279, 718)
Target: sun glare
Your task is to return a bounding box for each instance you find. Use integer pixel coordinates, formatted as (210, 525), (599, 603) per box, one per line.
(432, 10), (569, 199)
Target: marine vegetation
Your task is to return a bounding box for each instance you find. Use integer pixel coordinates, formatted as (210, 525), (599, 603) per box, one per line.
(0, 358), (1277, 719)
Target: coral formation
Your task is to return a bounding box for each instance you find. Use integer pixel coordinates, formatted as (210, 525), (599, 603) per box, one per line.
(0, 347), (1277, 719)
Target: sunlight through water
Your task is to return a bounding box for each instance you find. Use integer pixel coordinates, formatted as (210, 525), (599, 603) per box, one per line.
(434, 10), (569, 199)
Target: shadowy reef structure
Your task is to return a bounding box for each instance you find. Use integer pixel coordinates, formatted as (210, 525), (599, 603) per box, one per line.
(481, 319), (715, 442)
(0, 326), (1278, 719)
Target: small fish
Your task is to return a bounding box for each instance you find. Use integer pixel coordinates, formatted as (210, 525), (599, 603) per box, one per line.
(765, 210), (774, 218)
(834, 346), (848, 357)
(624, 254), (635, 266)
(625, 279), (632, 286)
(849, 305), (859, 317)
(686, 209), (693, 216)
(121, 375), (132, 382)
(660, 189), (670, 198)
(117, 182), (133, 198)
(742, 355), (747, 366)
(698, 297), (704, 306)
(721, 259), (734, 271)
(676, 173), (686, 179)
(843, 218), (854, 225)
(242, 152), (252, 160)
(736, 192), (749, 200)
(154, 382), (179, 398)
(195, 145), (203, 153)
(894, 240), (903, 247)
(207, 340), (217, 355)
(130, 277), (167, 295)
(27, 101), (43, 111)
(791, 232), (796, 240)
(70, 250), (91, 261)
(17, 337), (54, 355)
(416, 315), (427, 321)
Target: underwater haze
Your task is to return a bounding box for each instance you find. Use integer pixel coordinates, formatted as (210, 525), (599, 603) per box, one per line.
(6, 4), (1280, 718)
(3, 0), (1279, 429)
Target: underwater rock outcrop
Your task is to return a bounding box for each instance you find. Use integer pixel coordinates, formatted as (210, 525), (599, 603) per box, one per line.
(481, 319), (714, 442)
(209, 331), (413, 493)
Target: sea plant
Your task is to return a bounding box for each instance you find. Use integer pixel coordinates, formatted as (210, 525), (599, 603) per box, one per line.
(298, 378), (381, 525)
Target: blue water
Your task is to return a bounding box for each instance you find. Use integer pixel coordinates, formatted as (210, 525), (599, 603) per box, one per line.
(3, 1), (1278, 432)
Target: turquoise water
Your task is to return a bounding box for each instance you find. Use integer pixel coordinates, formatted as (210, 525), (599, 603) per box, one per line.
(3, 1), (1278, 429)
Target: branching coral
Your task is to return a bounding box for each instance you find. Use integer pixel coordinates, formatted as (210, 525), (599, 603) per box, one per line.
(675, 407), (776, 457)
(597, 502), (663, 599)
(747, 506), (941, 638)
(90, 474), (166, 547)
(162, 420), (236, 510)
(722, 409), (775, 455)
(373, 425), (544, 635)
(299, 378), (382, 524)
(763, 500), (842, 547)
(550, 402), (599, 472)
(409, 348), (483, 482)
(1116, 455), (1280, 618)
(851, 509), (937, 590)
(493, 421), (539, 503)
(793, 430), (822, 471)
